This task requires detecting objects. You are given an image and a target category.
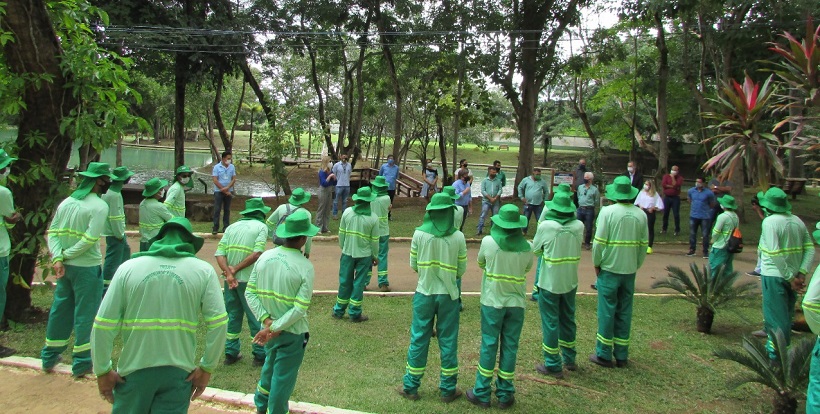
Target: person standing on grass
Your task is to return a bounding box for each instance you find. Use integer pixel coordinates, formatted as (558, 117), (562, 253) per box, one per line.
(216, 198), (271, 367)
(139, 177), (173, 252)
(165, 165), (193, 218)
(421, 159), (438, 200)
(518, 167), (549, 234)
(0, 149), (21, 358)
(466, 205), (532, 409)
(634, 180), (664, 254)
(91, 217), (227, 412)
(476, 166), (502, 236)
(245, 210), (318, 414)
(42, 162), (114, 377)
(101, 166), (134, 296)
(212, 151), (237, 234)
(379, 154), (400, 220)
(757, 187), (814, 361)
(493, 160), (507, 188)
(442, 186), (465, 231)
(532, 192), (584, 378)
(708, 172), (733, 225)
(576, 171), (599, 250)
(624, 161), (643, 189)
(661, 165), (684, 236)
(266, 188), (313, 258)
(453, 170), (471, 232)
(399, 193), (467, 403)
(531, 183), (573, 300)
(589, 176), (648, 369)
(315, 156), (336, 234)
(370, 176), (392, 292)
(331, 153), (352, 219)
(708, 195), (739, 279)
(801, 220), (820, 412)
(456, 159), (473, 185)
(686, 177), (716, 258)
(332, 186), (379, 322)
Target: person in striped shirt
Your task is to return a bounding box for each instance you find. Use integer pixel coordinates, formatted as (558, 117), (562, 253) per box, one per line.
(138, 177), (173, 252)
(801, 220), (820, 412)
(215, 198), (271, 366)
(370, 176), (392, 292)
(101, 166), (134, 295)
(164, 165), (193, 218)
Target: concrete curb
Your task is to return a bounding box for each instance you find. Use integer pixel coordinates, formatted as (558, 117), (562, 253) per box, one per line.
(311, 290), (681, 297)
(0, 356), (371, 414)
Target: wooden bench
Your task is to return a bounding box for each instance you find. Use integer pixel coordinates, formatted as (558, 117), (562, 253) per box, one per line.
(782, 178), (807, 200)
(498, 144), (509, 151)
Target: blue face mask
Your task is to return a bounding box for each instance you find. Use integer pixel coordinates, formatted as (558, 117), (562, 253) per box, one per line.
(388, 159), (394, 165)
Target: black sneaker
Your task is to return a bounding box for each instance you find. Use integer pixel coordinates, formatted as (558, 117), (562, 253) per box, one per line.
(535, 363), (564, 379)
(465, 389), (490, 409)
(747, 270), (761, 277)
(441, 389), (463, 403)
(252, 357), (266, 367)
(0, 345), (16, 358)
(498, 396), (516, 410)
(588, 354), (613, 368)
(686, 250), (696, 257)
(224, 353), (243, 365)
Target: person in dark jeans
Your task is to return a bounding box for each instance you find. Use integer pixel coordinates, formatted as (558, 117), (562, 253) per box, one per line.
(575, 172), (599, 250)
(661, 165), (683, 235)
(686, 177), (716, 257)
(212, 150), (236, 234)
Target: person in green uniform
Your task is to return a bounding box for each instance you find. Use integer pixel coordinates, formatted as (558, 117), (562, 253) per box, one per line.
(266, 187), (312, 258)
(332, 187), (379, 322)
(42, 162), (115, 376)
(164, 165), (193, 218)
(531, 183), (572, 300)
(91, 217), (228, 412)
(589, 176), (648, 368)
(370, 176), (392, 292)
(399, 193), (467, 402)
(246, 209), (318, 414)
(101, 166), (134, 296)
(757, 187), (814, 360)
(216, 198), (271, 367)
(517, 168), (550, 234)
(532, 192), (584, 378)
(466, 205), (532, 409)
(801, 220), (820, 413)
(0, 149), (21, 358)
(442, 186), (464, 231)
(139, 177), (173, 252)
(708, 195), (738, 279)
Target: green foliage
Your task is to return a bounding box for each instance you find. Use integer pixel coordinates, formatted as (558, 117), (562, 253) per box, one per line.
(652, 263), (758, 313)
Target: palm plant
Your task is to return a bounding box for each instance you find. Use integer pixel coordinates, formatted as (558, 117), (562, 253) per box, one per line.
(651, 263), (758, 334)
(714, 330), (814, 414)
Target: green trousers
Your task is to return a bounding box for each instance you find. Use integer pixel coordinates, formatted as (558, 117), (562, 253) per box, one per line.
(761, 275), (797, 360)
(0, 256), (8, 320)
(539, 288), (577, 372)
(139, 240), (151, 252)
(595, 270), (635, 362)
(377, 235), (389, 287)
(708, 247), (734, 279)
(472, 305), (524, 404)
(808, 338), (820, 414)
(112, 366), (191, 413)
(224, 281), (266, 360)
(532, 257), (542, 296)
(255, 332), (308, 414)
(402, 292), (460, 397)
(41, 264), (103, 376)
(103, 236), (131, 295)
(333, 254), (372, 318)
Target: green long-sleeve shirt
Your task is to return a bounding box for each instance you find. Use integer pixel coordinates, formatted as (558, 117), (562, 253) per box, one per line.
(592, 203), (648, 274)
(266, 204), (313, 255)
(711, 211), (738, 250)
(164, 181), (186, 218)
(91, 256), (228, 377)
(576, 184), (600, 208)
(48, 194), (109, 266)
(758, 213), (814, 280)
(477, 236), (533, 308)
(371, 194), (391, 237)
(0, 185), (16, 257)
(497, 170), (507, 187)
(481, 176), (502, 201)
(409, 230), (467, 300)
(139, 198), (173, 242)
(102, 189), (126, 239)
(338, 207), (379, 259)
(245, 247), (314, 334)
(801, 265), (820, 335)
(215, 219), (269, 282)
(454, 205), (464, 230)
(533, 218), (585, 294)
(517, 176), (549, 206)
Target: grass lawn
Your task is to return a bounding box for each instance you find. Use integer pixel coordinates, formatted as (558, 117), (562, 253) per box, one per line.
(3, 288), (790, 413)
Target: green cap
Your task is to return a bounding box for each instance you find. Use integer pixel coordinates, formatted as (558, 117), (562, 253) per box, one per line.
(142, 177), (169, 197)
(240, 198), (272, 216)
(175, 165), (193, 176)
(441, 186), (460, 200)
(717, 194), (737, 210)
(352, 186), (377, 202)
(425, 192), (455, 211)
(288, 188), (311, 206)
(490, 204), (528, 229)
(545, 192), (577, 214)
(371, 176), (389, 188)
(150, 217), (204, 253)
(605, 176), (640, 201)
(275, 209), (320, 239)
(78, 162), (116, 179)
(0, 149), (17, 170)
(111, 166), (135, 182)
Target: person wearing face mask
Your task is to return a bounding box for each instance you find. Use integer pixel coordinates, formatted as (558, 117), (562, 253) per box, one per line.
(661, 165), (684, 236)
(379, 155), (400, 220)
(101, 166), (135, 296)
(165, 165), (193, 218)
(41, 162), (115, 377)
(331, 153), (352, 219)
(493, 160), (507, 187)
(572, 159), (587, 201)
(576, 172), (599, 250)
(517, 168), (550, 234)
(139, 177), (173, 252)
(212, 151), (237, 234)
(452, 170), (472, 232)
(623, 161), (643, 189)
(421, 159), (438, 200)
(0, 149), (22, 358)
(633, 180), (664, 254)
(476, 166), (502, 236)
(686, 177), (716, 258)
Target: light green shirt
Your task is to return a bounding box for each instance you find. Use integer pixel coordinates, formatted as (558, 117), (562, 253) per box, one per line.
(48, 194), (109, 266)
(533, 218), (585, 294)
(801, 265), (820, 335)
(410, 230), (467, 300)
(481, 176), (502, 202)
(371, 194), (391, 237)
(517, 176), (550, 206)
(215, 219), (269, 282)
(266, 204), (313, 255)
(0, 185), (15, 257)
(477, 236), (533, 308)
(164, 181), (186, 218)
(139, 198), (173, 242)
(91, 256), (228, 377)
(454, 205), (464, 230)
(592, 203), (648, 274)
(245, 247), (314, 334)
(711, 210), (738, 250)
(338, 207), (379, 258)
(102, 189), (126, 238)
(759, 213), (814, 280)
(576, 183), (600, 208)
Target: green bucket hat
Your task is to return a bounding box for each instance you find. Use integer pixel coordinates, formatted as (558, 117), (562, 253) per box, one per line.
(555, 183), (572, 195)
(441, 186), (460, 200)
(142, 177), (169, 197)
(426, 192), (455, 211)
(175, 165), (193, 176)
(545, 192), (577, 214)
(0, 149), (17, 170)
(352, 186), (377, 202)
(605, 176), (640, 201)
(371, 175), (389, 188)
(288, 188), (311, 206)
(717, 194), (738, 210)
(275, 209), (320, 239)
(111, 166), (135, 182)
(491, 204), (528, 229)
(757, 187), (791, 214)
(813, 222), (820, 245)
(78, 162), (116, 179)
(150, 217), (204, 253)
(241, 198), (272, 216)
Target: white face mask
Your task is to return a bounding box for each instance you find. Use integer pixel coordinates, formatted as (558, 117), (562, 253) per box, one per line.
(223, 159), (232, 166)
(628, 167), (634, 173)
(670, 170), (678, 175)
(643, 184), (650, 191)
(160, 189), (166, 198)
(180, 177), (190, 184)
(1, 169), (9, 179)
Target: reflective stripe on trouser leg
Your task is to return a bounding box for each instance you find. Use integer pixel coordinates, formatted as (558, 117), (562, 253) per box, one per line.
(557, 288), (578, 366)
(473, 305), (503, 403)
(237, 282), (266, 360)
(596, 270), (635, 362)
(539, 289), (564, 372)
(708, 247), (734, 280)
(377, 235), (389, 287)
(112, 366), (191, 413)
(762, 275), (796, 360)
(436, 295), (460, 397)
(348, 256), (371, 318)
(403, 293), (434, 394)
(69, 265), (103, 376)
(254, 332), (308, 414)
(496, 306), (524, 404)
(224, 282), (244, 358)
(332, 254), (356, 317)
(807, 338), (820, 413)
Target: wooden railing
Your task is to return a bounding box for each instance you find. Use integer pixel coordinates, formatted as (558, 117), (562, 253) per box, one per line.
(355, 168), (424, 197)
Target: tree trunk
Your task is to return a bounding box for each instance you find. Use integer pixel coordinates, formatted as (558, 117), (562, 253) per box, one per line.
(213, 71), (231, 152)
(174, 52), (188, 169)
(696, 306), (714, 334)
(655, 13), (670, 179)
(116, 136), (123, 167)
(514, 74), (537, 192)
(204, 109), (220, 162)
(773, 395), (798, 414)
(302, 39), (335, 160)
(230, 81), (246, 144)
(436, 113), (450, 185)
(373, 5), (403, 159)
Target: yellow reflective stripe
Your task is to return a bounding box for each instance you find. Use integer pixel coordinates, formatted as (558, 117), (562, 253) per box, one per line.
(441, 366), (458, 376)
(255, 289), (310, 309)
(613, 337), (630, 346)
(477, 364), (494, 378)
(93, 317), (120, 330)
(558, 339), (576, 348)
(45, 339), (69, 347)
(139, 222), (164, 229)
(166, 203), (185, 213)
(226, 332), (240, 340)
(596, 333), (613, 345)
(221, 244), (254, 254)
(336, 297), (349, 305)
(73, 343), (91, 353)
(497, 369), (514, 380)
(593, 237), (647, 247)
(485, 272), (526, 283)
(108, 215), (126, 221)
(542, 343), (559, 354)
(542, 256), (581, 264)
(406, 363), (425, 375)
(759, 246), (808, 256)
(206, 313), (228, 327)
(339, 229), (378, 241)
(349, 298), (362, 306)
(417, 260), (458, 271)
(257, 384), (270, 395)
(803, 301), (820, 313)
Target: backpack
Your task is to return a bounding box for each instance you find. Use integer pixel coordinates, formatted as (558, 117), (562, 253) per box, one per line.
(272, 205), (300, 246)
(726, 217), (743, 254)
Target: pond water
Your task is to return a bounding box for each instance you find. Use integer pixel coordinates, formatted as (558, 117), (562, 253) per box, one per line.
(404, 164), (519, 197)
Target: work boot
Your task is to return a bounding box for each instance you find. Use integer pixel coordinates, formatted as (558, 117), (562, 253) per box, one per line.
(441, 389), (463, 403)
(588, 354), (613, 368)
(252, 357), (266, 367)
(615, 359), (629, 368)
(379, 285), (391, 293)
(224, 353), (243, 366)
(535, 363), (564, 379)
(350, 315), (369, 323)
(565, 362), (578, 371)
(465, 389), (490, 408)
(498, 396), (516, 409)
(0, 345), (16, 358)
(397, 387), (420, 401)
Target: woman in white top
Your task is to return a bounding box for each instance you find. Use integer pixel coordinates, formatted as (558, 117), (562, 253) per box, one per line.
(634, 179), (665, 254)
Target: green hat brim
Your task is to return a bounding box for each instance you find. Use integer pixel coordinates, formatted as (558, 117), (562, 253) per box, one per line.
(605, 185), (640, 202)
(545, 199), (577, 214)
(757, 191), (791, 213)
(274, 222), (320, 239)
(352, 193), (377, 202)
(491, 214), (528, 229)
(717, 197), (737, 210)
(149, 221), (204, 253)
(142, 179), (169, 197)
(175, 166), (193, 176)
(371, 181), (389, 188)
(78, 170), (116, 179)
(241, 206), (272, 216)
(0, 157), (17, 170)
(288, 195), (311, 206)
(114, 170), (136, 182)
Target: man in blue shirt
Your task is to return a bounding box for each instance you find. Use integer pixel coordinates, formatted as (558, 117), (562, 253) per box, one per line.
(453, 170), (472, 232)
(331, 154), (353, 219)
(686, 177), (716, 258)
(379, 154), (400, 220)
(212, 150), (237, 234)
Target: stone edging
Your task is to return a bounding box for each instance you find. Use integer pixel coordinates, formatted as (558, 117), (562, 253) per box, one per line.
(0, 356), (371, 414)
